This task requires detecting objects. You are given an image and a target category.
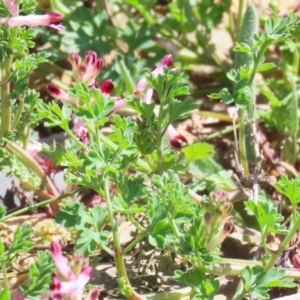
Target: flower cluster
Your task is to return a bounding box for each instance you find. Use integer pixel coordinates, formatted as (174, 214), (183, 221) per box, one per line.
(47, 51), (115, 145)
(14, 242), (100, 300)
(2, 0), (64, 30)
(47, 52), (188, 149)
(132, 54), (188, 149)
(45, 242), (100, 300)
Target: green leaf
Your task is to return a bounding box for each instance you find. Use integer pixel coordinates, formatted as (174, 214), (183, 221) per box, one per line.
(0, 288), (10, 300)
(20, 251), (55, 297)
(257, 63), (276, 72)
(167, 97), (199, 124)
(182, 142), (213, 164)
(0, 206), (6, 221)
(245, 199), (287, 237)
(8, 223), (34, 257)
(275, 175), (300, 208)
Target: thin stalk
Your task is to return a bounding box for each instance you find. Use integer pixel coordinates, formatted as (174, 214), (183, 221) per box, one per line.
(156, 89), (169, 174)
(98, 243), (115, 257)
(236, 0), (246, 41)
(198, 123), (240, 142)
(102, 179), (141, 300)
(50, 0), (71, 15)
(2, 187), (83, 222)
(0, 27), (18, 138)
(248, 43), (269, 86)
(1, 263), (9, 292)
(238, 109), (249, 175)
(128, 215), (145, 232)
(123, 221), (158, 255)
(145, 287), (192, 300)
(11, 96), (24, 131)
(265, 214), (300, 271)
(65, 128), (88, 151)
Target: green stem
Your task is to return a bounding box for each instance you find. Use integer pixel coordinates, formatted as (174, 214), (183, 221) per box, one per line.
(65, 128), (88, 151)
(2, 188), (83, 222)
(123, 221), (158, 255)
(236, 0), (246, 41)
(265, 214), (300, 271)
(50, 0), (71, 15)
(145, 287), (192, 300)
(11, 96), (24, 131)
(198, 123), (240, 142)
(248, 43), (269, 86)
(1, 263), (9, 291)
(128, 215), (145, 232)
(98, 242), (115, 257)
(0, 27), (18, 138)
(238, 109), (249, 175)
(102, 178), (141, 300)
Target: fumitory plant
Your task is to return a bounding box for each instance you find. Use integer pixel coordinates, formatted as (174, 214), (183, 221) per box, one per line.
(2, 1), (300, 300)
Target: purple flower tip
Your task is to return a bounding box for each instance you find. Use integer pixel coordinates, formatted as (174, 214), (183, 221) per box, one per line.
(100, 79), (114, 94)
(161, 54), (173, 67)
(47, 83), (61, 96)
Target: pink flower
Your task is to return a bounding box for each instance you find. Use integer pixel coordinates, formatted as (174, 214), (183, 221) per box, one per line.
(68, 51), (104, 85)
(206, 218), (233, 251)
(7, 14), (64, 30)
(165, 124), (188, 149)
(40, 242), (100, 300)
(44, 267), (92, 299)
(72, 114), (89, 145)
(136, 54), (173, 92)
(3, 0), (18, 16)
(50, 242), (75, 281)
(293, 253), (300, 270)
(47, 83), (78, 106)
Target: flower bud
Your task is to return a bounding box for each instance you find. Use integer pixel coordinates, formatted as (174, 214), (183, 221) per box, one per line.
(166, 124), (188, 149)
(293, 253), (300, 270)
(100, 79), (114, 94)
(50, 242), (74, 281)
(7, 14), (64, 30)
(85, 288), (101, 300)
(47, 83), (78, 106)
(206, 218), (233, 251)
(72, 114), (89, 145)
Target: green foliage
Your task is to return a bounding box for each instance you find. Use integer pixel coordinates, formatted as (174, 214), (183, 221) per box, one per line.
(20, 251), (55, 297)
(245, 199), (288, 245)
(233, 266), (295, 300)
(56, 201), (110, 256)
(182, 142), (213, 164)
(174, 268), (220, 300)
(275, 175), (300, 209)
